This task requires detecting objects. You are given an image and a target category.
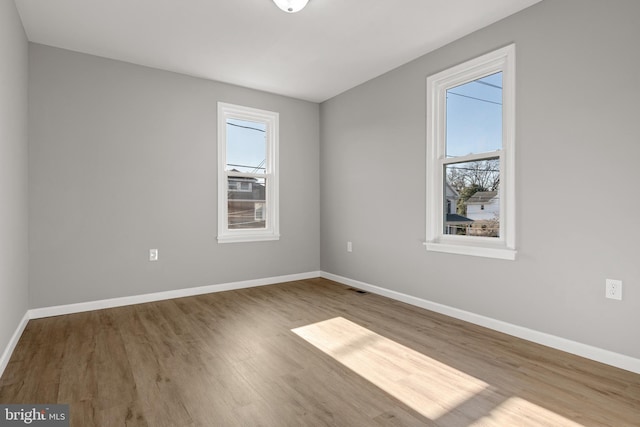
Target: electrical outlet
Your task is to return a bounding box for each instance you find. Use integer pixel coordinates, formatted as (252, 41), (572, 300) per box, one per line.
(149, 249), (158, 261)
(605, 279), (622, 300)
(347, 241), (353, 253)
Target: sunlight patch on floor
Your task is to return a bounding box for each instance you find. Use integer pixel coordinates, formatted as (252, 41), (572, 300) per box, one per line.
(292, 317), (584, 426)
(470, 396), (584, 427)
(292, 316), (488, 419)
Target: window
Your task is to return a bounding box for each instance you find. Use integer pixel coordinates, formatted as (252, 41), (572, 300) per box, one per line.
(426, 45), (516, 260)
(228, 179), (253, 192)
(217, 103), (279, 243)
(254, 203), (265, 221)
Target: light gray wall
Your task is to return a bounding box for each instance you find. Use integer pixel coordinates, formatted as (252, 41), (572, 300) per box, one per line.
(320, 0), (640, 359)
(0, 0), (29, 355)
(29, 44), (320, 308)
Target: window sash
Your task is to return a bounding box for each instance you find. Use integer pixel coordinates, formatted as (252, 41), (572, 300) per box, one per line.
(440, 152), (503, 239)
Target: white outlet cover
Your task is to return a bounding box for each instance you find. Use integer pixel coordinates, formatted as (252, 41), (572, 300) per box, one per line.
(605, 279), (622, 300)
(149, 249), (158, 261)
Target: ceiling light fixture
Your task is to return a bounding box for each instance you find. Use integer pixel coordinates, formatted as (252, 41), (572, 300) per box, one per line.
(273, 0), (309, 13)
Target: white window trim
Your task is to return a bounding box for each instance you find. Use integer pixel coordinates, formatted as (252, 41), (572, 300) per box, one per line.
(426, 44), (516, 260)
(217, 102), (279, 243)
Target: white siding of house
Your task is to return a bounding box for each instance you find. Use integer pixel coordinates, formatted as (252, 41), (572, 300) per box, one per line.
(466, 200), (499, 221)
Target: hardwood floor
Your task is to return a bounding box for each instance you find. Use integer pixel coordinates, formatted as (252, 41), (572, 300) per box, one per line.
(1, 278), (639, 426)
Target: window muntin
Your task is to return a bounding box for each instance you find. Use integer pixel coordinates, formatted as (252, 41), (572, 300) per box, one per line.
(426, 45), (516, 260)
(217, 103), (279, 243)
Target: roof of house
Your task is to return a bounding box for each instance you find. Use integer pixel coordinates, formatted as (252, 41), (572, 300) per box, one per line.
(466, 191), (498, 204)
(445, 182), (460, 198)
(446, 213), (473, 224)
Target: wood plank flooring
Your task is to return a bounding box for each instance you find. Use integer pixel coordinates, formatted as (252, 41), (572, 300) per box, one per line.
(1, 278), (639, 426)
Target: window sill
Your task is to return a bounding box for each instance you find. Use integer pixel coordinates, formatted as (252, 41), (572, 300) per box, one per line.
(217, 233), (280, 244)
(424, 241), (516, 260)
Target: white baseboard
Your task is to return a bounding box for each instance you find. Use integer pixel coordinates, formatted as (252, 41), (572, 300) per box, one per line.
(321, 271), (640, 374)
(5, 270), (638, 379)
(29, 271), (321, 319)
(0, 312), (30, 379)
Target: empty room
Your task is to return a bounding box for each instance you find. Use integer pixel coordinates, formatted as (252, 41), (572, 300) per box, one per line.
(1, 0), (639, 425)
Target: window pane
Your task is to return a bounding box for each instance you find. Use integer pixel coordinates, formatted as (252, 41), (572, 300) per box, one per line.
(228, 177), (266, 229)
(446, 72), (502, 158)
(444, 159), (500, 237)
(226, 118), (266, 174)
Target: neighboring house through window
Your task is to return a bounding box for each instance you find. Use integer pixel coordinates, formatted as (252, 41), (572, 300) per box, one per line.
(444, 181), (473, 235)
(217, 102), (279, 243)
(426, 44), (516, 260)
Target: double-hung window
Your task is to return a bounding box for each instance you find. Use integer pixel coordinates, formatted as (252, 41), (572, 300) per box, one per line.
(426, 44), (516, 260)
(217, 102), (279, 243)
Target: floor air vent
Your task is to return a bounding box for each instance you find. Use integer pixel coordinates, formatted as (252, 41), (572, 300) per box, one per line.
(348, 288), (368, 294)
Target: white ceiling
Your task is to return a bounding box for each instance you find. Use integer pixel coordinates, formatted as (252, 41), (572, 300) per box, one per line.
(15, 0), (542, 103)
